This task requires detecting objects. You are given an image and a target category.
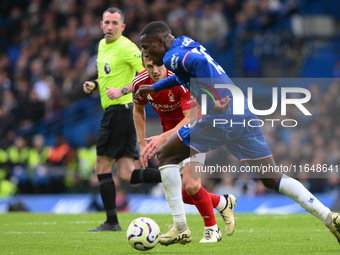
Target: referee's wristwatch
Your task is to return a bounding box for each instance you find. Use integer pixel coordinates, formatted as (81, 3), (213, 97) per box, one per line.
(121, 87), (128, 95)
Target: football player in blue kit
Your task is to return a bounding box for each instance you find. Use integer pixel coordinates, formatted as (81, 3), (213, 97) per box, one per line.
(136, 21), (340, 246)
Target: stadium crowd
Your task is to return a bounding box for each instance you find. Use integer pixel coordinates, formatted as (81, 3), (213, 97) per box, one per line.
(0, 0), (339, 197)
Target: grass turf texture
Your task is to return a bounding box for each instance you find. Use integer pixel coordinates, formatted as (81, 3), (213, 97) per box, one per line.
(0, 213), (338, 255)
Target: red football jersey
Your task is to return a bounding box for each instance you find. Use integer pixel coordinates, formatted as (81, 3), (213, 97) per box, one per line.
(132, 69), (201, 132)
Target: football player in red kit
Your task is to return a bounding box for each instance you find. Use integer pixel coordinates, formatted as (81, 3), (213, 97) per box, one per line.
(132, 53), (236, 244)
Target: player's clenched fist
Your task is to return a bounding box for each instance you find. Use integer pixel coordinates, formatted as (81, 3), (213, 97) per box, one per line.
(136, 84), (155, 100)
(83, 80), (98, 94)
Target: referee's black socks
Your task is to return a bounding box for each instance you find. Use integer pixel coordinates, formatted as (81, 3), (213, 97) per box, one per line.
(97, 173), (119, 224)
(130, 167), (162, 184)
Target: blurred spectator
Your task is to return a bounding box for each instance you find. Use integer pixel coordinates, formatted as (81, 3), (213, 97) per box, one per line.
(45, 77), (65, 118)
(213, 177), (240, 196)
(0, 106), (17, 136)
(27, 135), (49, 193)
(223, 0), (242, 26)
(0, 141), (9, 180)
(47, 134), (72, 193)
(74, 133), (96, 189)
(18, 89), (45, 130)
(166, 0), (187, 37)
(47, 134), (71, 166)
(7, 136), (30, 193)
(183, 0), (200, 40)
(0, 175), (17, 198)
(197, 3), (229, 43)
(250, 0), (277, 31)
(234, 173), (257, 196)
(2, 90), (18, 116)
(323, 174), (340, 193)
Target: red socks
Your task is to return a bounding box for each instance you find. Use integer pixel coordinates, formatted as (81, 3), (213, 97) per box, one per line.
(182, 187), (221, 207)
(209, 192), (221, 208)
(182, 187), (217, 227)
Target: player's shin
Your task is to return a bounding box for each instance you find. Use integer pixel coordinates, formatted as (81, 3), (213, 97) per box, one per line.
(159, 164), (188, 232)
(278, 174), (331, 223)
(189, 187), (217, 229)
(98, 173), (118, 224)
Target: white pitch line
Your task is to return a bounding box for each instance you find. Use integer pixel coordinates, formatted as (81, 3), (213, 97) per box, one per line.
(25, 222), (57, 225)
(67, 221), (98, 224)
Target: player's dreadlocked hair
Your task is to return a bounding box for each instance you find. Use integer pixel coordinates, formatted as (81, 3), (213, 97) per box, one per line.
(140, 21), (172, 38)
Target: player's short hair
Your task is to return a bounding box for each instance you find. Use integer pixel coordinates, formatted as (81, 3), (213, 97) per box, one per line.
(103, 7), (124, 22)
(140, 21), (172, 39)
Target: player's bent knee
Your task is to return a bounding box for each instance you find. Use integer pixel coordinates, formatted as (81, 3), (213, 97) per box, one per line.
(95, 155), (115, 175)
(183, 180), (201, 196)
(117, 171), (132, 184)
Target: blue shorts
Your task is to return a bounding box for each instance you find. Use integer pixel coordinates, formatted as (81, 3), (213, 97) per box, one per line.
(177, 116), (272, 161)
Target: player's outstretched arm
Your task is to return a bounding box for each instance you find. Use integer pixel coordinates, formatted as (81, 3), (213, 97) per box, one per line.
(136, 75), (181, 100)
(136, 85), (156, 101)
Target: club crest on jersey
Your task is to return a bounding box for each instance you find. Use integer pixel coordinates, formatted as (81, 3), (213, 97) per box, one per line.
(171, 54), (179, 70)
(168, 91), (175, 102)
(104, 63), (111, 74)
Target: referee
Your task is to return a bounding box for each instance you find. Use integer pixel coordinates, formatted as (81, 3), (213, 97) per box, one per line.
(83, 7), (159, 232)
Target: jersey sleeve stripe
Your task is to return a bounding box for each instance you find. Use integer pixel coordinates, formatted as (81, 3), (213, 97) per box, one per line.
(132, 72), (149, 91)
(180, 85), (188, 93)
(133, 72), (149, 84)
(182, 52), (192, 72)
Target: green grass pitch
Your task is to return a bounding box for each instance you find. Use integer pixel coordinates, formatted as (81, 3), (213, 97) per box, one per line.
(0, 212), (338, 255)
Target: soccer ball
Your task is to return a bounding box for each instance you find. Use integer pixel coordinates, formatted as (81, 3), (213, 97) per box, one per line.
(126, 217), (160, 251)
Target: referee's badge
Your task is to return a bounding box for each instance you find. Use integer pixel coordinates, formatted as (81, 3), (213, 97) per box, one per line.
(104, 63), (111, 74)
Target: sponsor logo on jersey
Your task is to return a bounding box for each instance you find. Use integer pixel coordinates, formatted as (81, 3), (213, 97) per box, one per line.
(151, 101), (182, 111)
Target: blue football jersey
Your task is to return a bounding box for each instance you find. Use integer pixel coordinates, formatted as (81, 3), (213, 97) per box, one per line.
(153, 36), (271, 159)
(154, 36), (254, 120)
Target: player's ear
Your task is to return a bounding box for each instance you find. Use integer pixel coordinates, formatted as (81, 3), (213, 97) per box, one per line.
(100, 21), (104, 31)
(121, 23), (126, 32)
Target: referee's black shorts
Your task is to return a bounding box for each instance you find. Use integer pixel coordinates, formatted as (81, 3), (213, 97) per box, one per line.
(96, 103), (138, 160)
